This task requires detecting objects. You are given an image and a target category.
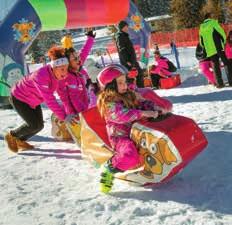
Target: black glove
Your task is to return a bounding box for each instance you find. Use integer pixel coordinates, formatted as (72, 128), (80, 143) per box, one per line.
(86, 78), (92, 89)
(86, 30), (96, 38)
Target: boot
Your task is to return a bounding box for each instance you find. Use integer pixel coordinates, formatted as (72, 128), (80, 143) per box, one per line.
(100, 160), (121, 194)
(16, 139), (34, 151)
(4, 132), (18, 153)
(100, 167), (115, 194)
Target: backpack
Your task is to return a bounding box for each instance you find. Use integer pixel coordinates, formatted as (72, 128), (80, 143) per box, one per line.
(167, 60), (177, 72)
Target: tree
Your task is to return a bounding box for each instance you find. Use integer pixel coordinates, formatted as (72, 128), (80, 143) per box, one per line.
(136, 0), (171, 18)
(27, 30), (63, 63)
(170, 0), (205, 29)
(201, 0), (225, 23)
(225, 0), (232, 23)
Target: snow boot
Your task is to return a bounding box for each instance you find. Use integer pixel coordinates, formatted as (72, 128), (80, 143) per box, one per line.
(16, 139), (34, 151)
(100, 161), (120, 194)
(4, 132), (18, 153)
(100, 167), (114, 194)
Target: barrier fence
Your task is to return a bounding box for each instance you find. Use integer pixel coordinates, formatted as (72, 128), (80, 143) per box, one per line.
(151, 24), (232, 48)
(106, 24), (232, 54)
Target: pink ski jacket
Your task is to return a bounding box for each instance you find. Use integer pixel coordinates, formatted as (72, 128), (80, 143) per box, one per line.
(57, 36), (94, 114)
(12, 65), (66, 120)
(225, 42), (232, 59)
(151, 57), (171, 77)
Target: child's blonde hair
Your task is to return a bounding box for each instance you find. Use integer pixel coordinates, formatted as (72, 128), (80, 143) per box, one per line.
(97, 88), (139, 117)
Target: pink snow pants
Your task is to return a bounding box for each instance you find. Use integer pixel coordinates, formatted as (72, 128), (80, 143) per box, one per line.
(111, 137), (140, 171)
(199, 61), (216, 84)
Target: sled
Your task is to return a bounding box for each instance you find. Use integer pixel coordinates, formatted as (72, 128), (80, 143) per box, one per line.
(79, 107), (208, 186)
(65, 118), (82, 146)
(160, 74), (181, 89)
(51, 114), (73, 141)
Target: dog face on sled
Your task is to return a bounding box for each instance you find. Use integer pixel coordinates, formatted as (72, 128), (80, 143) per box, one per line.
(131, 126), (177, 179)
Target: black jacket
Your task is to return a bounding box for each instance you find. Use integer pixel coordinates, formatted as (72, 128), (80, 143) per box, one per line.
(115, 31), (137, 67)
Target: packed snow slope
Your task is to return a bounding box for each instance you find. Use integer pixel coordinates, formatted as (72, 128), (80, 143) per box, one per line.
(0, 48), (232, 225)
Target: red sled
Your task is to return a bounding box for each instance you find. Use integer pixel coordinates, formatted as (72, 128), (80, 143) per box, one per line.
(160, 74), (181, 89)
(79, 109), (208, 187)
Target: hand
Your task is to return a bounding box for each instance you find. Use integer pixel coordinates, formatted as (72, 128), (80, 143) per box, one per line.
(154, 106), (169, 115)
(65, 114), (80, 125)
(141, 110), (159, 119)
(85, 28), (96, 38)
(135, 92), (145, 101)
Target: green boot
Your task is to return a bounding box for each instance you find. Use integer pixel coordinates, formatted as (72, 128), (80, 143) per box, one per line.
(100, 167), (115, 194)
(100, 161), (121, 194)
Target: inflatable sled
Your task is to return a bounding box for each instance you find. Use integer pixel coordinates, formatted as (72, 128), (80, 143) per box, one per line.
(160, 74), (181, 89)
(51, 114), (72, 141)
(69, 89), (208, 186)
(79, 108), (207, 186)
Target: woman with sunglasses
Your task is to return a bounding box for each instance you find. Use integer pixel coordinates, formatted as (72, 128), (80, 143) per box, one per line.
(57, 29), (96, 118)
(5, 47), (69, 152)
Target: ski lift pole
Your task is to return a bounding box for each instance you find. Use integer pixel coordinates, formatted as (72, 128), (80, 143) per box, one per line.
(106, 49), (113, 63)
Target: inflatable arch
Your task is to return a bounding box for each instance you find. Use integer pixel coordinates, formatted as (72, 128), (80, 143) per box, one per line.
(0, 0), (129, 106)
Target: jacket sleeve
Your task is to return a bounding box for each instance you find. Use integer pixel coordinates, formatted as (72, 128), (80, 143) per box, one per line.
(79, 36), (95, 64)
(214, 21), (226, 44)
(33, 73), (66, 121)
(56, 79), (76, 115)
(116, 34), (131, 63)
(105, 102), (143, 124)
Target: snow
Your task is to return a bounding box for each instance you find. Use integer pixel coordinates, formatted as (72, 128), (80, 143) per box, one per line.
(1, 47), (232, 225)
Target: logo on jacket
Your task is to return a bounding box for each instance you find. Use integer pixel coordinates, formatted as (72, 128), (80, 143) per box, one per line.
(12, 18), (36, 44)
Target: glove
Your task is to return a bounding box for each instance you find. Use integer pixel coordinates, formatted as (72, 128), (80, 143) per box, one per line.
(86, 30), (96, 38)
(65, 114), (79, 125)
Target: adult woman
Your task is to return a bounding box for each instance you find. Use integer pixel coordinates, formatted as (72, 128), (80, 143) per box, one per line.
(5, 47), (69, 153)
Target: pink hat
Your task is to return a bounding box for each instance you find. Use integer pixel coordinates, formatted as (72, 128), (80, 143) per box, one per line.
(97, 64), (128, 88)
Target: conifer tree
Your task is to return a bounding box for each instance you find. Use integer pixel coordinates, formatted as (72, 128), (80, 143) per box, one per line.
(170, 0), (205, 29)
(201, 0), (225, 23)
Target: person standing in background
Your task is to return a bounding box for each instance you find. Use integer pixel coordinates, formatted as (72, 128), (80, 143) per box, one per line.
(199, 13), (232, 88)
(115, 20), (144, 88)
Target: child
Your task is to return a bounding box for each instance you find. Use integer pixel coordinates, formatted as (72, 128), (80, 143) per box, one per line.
(5, 47), (69, 153)
(57, 29), (96, 115)
(150, 51), (176, 89)
(225, 30), (232, 63)
(97, 64), (166, 193)
(195, 43), (216, 85)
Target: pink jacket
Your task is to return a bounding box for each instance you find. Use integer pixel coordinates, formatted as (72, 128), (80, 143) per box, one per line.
(57, 72), (89, 114)
(11, 65), (66, 120)
(104, 101), (143, 147)
(151, 57), (171, 77)
(225, 42), (232, 59)
(57, 36), (94, 114)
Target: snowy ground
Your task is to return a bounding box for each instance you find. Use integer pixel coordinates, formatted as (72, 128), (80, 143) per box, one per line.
(1, 48), (232, 225)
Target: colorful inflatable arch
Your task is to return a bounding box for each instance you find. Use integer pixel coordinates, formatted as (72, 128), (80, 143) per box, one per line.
(0, 0), (129, 106)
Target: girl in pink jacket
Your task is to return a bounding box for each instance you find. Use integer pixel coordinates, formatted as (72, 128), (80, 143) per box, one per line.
(225, 30), (232, 61)
(150, 51), (176, 89)
(97, 64), (168, 193)
(5, 47), (69, 153)
(57, 30), (95, 116)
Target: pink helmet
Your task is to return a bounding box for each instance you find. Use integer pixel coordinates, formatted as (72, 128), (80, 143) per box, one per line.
(97, 64), (128, 88)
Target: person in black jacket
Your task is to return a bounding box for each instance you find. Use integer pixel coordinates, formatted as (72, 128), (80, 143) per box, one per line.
(115, 21), (144, 88)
